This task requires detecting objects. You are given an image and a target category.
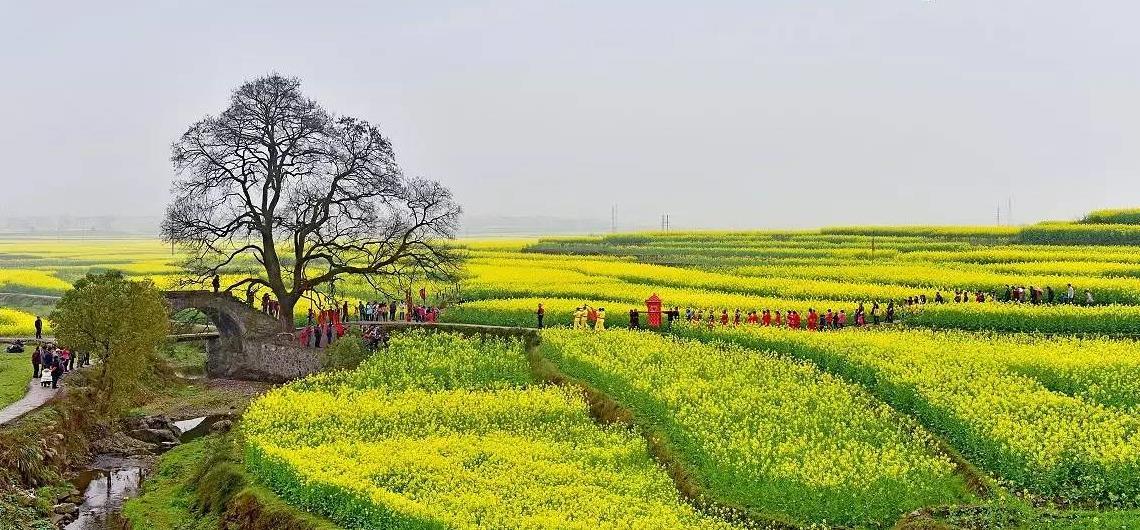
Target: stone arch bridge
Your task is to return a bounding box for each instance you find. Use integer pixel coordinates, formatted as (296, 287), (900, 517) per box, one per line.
(163, 291), (537, 383)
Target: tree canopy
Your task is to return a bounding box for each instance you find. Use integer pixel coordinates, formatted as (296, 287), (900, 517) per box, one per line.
(163, 73), (461, 328)
(50, 271), (169, 414)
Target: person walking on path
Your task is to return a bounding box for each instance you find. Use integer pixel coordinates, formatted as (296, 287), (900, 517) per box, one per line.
(629, 308), (640, 329)
(595, 308), (606, 331)
(34, 316), (42, 340)
(212, 274), (221, 293)
(31, 346), (41, 379)
(50, 355), (63, 390)
(1067, 283), (1075, 303)
(536, 303), (545, 329)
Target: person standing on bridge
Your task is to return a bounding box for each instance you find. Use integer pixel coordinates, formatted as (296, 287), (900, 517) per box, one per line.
(34, 316), (42, 340)
(212, 274), (220, 293)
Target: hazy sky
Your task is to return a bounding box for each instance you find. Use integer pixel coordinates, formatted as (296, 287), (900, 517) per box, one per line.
(2, 1), (1138, 229)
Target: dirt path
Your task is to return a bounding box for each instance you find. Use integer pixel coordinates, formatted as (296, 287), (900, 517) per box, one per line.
(0, 336), (56, 344)
(0, 292), (61, 300)
(0, 377), (58, 426)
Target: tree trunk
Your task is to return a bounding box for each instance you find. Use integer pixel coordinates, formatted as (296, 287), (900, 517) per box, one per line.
(278, 295), (297, 332)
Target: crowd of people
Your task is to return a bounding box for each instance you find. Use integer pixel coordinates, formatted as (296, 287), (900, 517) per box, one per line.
(18, 341), (88, 390)
(556, 301), (899, 332)
(677, 301), (895, 330)
(904, 283), (1095, 306)
(357, 302), (442, 349)
(296, 299), (444, 349)
(555, 283), (1101, 333)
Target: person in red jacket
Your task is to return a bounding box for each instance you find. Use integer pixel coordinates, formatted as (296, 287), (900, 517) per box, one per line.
(720, 310), (729, 326)
(807, 309), (818, 331)
(777, 310), (786, 327)
(761, 310), (771, 326)
(746, 311), (758, 324)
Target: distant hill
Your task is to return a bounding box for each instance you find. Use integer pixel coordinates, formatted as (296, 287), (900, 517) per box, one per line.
(1079, 208), (1140, 225)
(0, 215), (161, 237)
(460, 215), (623, 237)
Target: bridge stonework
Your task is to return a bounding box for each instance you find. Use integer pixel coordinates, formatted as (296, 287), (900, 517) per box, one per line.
(163, 291), (540, 384)
(164, 291), (327, 383)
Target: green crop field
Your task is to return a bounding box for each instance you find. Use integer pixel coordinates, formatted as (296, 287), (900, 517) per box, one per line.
(4, 216), (1140, 528)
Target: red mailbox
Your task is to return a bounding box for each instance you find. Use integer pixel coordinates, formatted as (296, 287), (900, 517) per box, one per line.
(645, 293), (663, 328)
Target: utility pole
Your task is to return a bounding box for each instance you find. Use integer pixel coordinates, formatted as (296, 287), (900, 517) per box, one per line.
(995, 206), (1000, 225)
(611, 205), (616, 233)
(1008, 196), (1013, 226)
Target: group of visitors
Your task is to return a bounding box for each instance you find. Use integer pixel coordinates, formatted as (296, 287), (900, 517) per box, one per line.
(261, 293), (283, 319)
(558, 301), (897, 332)
(355, 300), (441, 323)
(360, 301), (396, 321)
(296, 297), (444, 349)
(300, 321), (340, 348)
(362, 325), (386, 350)
(1001, 283), (1093, 305)
(301, 307), (345, 348)
(30, 342), (86, 389)
(904, 284), (1095, 306)
(906, 291), (988, 305)
(682, 302), (895, 330)
(572, 305), (607, 330)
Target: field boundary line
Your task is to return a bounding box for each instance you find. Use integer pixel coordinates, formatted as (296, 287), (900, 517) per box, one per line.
(524, 340), (805, 530)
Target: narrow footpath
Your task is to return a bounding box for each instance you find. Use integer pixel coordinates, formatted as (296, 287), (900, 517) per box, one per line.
(0, 377), (59, 426)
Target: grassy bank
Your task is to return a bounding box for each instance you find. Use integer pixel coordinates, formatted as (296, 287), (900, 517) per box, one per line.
(122, 434), (341, 530)
(0, 352), (30, 409)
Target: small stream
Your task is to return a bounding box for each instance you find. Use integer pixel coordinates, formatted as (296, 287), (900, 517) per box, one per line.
(64, 456), (143, 530)
(62, 415), (226, 530)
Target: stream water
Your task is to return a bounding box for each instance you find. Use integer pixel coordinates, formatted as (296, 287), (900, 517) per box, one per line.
(62, 415), (225, 530)
(64, 456), (143, 530)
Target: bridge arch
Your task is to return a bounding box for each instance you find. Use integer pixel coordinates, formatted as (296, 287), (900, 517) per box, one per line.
(163, 291), (324, 382)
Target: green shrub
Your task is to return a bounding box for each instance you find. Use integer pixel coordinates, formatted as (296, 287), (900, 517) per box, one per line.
(322, 334), (369, 371)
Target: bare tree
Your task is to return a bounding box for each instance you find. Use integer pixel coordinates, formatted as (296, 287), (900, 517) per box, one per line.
(163, 73), (461, 330)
